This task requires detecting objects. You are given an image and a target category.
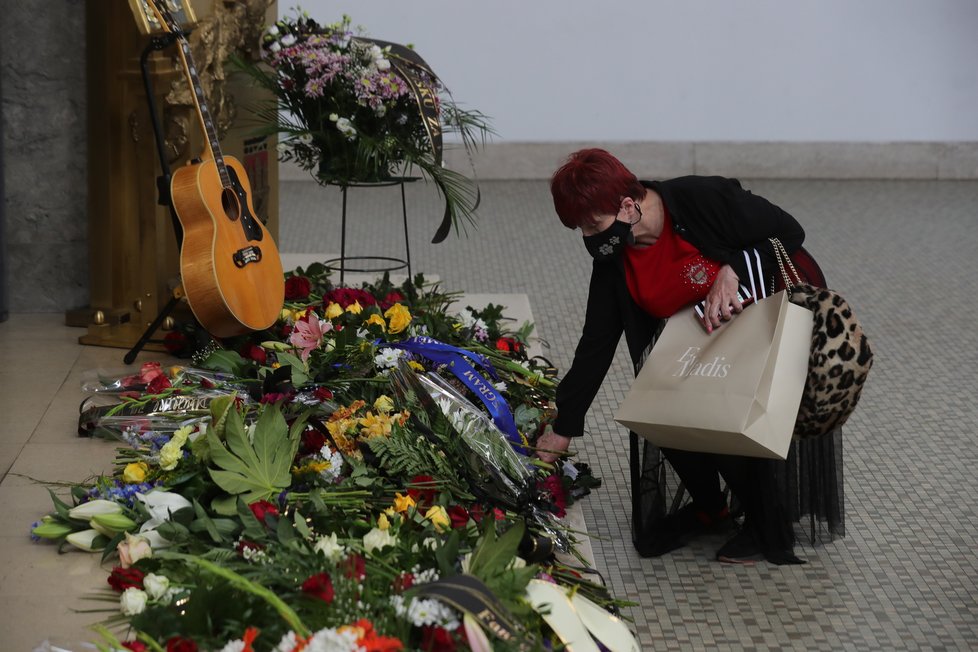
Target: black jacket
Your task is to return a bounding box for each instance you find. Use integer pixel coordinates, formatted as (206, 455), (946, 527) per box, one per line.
(553, 176), (805, 438)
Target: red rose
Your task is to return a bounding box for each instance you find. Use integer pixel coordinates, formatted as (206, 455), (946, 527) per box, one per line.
(342, 554), (366, 581)
(323, 287), (376, 309)
(146, 374), (171, 394)
(301, 572), (335, 603)
(447, 505), (470, 529)
(107, 566), (145, 592)
(407, 475), (436, 508)
(301, 427), (328, 456)
(121, 642), (149, 652)
(421, 625), (457, 652)
(242, 343), (267, 365)
(163, 331), (187, 355)
(139, 362), (164, 384)
(165, 636), (198, 652)
(284, 275), (312, 301)
(537, 475), (568, 518)
(313, 386), (334, 402)
(248, 500), (279, 525)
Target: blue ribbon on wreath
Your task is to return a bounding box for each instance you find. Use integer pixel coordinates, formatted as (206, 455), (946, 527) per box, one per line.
(381, 336), (526, 455)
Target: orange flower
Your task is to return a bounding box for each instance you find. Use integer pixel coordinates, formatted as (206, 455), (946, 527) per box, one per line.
(330, 400), (366, 422)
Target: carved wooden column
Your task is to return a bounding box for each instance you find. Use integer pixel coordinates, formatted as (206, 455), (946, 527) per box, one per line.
(77, 0), (278, 351)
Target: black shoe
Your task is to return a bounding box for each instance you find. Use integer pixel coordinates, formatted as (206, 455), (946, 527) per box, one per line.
(716, 528), (763, 564)
(637, 503), (730, 558)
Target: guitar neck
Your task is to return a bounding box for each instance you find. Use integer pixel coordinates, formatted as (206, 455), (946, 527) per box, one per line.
(172, 33), (231, 187)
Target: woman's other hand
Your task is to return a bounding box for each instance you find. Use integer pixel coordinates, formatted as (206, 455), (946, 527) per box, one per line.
(535, 429), (571, 463)
(703, 264), (744, 333)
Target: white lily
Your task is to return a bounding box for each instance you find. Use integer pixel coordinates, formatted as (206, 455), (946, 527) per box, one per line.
(68, 499), (122, 521)
(136, 490), (192, 531)
(65, 529), (108, 552)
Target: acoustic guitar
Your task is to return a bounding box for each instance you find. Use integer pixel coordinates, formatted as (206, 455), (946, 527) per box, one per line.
(148, 0), (284, 338)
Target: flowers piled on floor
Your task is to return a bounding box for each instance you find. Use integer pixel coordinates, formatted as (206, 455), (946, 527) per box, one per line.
(235, 10), (492, 241)
(33, 265), (631, 652)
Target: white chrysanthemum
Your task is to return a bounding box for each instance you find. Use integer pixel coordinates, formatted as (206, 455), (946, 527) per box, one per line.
(374, 347), (405, 370)
(304, 627), (360, 652)
(336, 117), (357, 140)
(317, 446), (344, 483)
(391, 595), (460, 629)
(494, 380), (508, 393)
(216, 639), (246, 652)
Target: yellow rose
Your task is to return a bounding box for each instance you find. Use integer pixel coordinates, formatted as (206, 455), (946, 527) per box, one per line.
(324, 302), (344, 319)
(346, 301), (363, 315)
(384, 303), (412, 334)
(364, 313), (386, 331)
(122, 462), (148, 484)
(393, 492), (416, 514)
(425, 505), (451, 532)
(373, 395), (394, 414)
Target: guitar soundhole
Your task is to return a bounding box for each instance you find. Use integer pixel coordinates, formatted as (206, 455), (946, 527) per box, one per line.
(221, 187), (241, 221)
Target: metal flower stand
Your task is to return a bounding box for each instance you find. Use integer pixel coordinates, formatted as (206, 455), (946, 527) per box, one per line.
(325, 178), (418, 286)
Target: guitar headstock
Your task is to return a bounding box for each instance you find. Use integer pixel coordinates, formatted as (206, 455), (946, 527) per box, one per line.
(128, 0), (197, 36)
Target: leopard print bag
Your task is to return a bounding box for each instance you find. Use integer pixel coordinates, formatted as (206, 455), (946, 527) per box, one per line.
(770, 238), (874, 438)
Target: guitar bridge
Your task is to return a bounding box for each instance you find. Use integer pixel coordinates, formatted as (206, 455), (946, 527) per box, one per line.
(233, 246), (263, 268)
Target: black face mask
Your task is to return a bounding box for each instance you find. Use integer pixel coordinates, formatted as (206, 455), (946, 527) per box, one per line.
(583, 219), (636, 261)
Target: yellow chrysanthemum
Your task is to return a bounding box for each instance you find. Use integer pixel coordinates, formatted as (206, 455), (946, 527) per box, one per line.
(384, 303), (412, 334)
(324, 302), (344, 319)
(364, 313), (386, 331)
(393, 492), (416, 513)
(408, 360), (425, 372)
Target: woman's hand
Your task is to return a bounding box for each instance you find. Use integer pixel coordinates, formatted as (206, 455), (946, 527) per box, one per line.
(535, 429), (571, 463)
(703, 264), (744, 333)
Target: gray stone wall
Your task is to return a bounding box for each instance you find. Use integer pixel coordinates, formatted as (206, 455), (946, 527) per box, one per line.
(1, 0), (88, 313)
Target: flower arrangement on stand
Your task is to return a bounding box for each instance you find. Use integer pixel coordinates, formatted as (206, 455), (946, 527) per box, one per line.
(235, 10), (493, 242)
(31, 266), (629, 651)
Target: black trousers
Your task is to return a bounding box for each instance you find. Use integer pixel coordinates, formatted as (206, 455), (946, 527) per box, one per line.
(662, 448), (796, 556)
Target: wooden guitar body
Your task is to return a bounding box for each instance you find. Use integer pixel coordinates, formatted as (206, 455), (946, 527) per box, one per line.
(171, 155), (284, 338)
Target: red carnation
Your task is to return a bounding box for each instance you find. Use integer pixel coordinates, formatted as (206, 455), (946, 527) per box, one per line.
(421, 625), (458, 652)
(379, 291), (405, 310)
(242, 343), (267, 365)
(447, 505), (470, 529)
(301, 572), (335, 603)
(300, 427), (328, 456)
(495, 337), (525, 356)
(248, 500), (279, 525)
(285, 275), (312, 301)
(393, 572), (414, 592)
(107, 566), (145, 592)
(323, 287), (376, 309)
(165, 636), (198, 652)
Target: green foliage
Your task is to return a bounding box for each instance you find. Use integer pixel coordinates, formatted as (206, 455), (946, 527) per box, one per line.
(206, 404), (301, 507)
(365, 425), (472, 500)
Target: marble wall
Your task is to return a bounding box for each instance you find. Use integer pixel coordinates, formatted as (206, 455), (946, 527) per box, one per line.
(1, 0), (88, 313)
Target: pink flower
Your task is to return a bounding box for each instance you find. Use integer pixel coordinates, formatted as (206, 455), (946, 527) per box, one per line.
(289, 312), (332, 361)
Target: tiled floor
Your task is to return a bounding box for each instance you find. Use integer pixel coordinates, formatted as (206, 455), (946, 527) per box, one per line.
(3, 177), (978, 650)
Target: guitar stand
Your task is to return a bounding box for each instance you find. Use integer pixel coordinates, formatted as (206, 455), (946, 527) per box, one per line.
(123, 31), (192, 365)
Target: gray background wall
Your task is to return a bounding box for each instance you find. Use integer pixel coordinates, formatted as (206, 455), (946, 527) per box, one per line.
(2, 0), (976, 313)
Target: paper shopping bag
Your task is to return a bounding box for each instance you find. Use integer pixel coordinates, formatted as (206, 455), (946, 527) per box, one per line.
(614, 291), (813, 459)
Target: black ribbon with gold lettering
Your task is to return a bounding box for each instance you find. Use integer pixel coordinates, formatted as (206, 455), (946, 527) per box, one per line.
(414, 574), (533, 647)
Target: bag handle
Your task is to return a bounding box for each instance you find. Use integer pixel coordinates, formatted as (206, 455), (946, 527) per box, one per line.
(769, 237), (804, 289)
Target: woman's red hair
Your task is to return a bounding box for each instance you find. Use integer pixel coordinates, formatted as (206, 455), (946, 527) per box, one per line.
(550, 148), (646, 229)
